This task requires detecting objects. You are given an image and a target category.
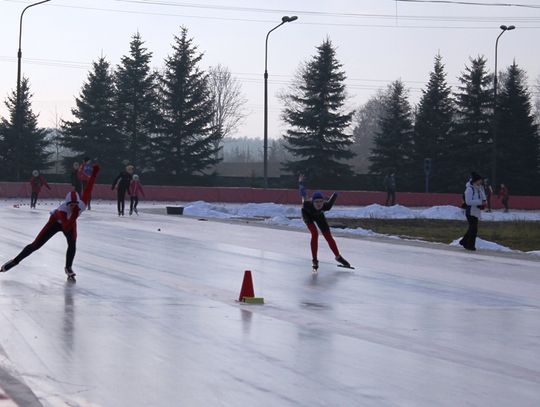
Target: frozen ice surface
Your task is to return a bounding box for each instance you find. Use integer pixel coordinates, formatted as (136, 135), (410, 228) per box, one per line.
(1, 201), (540, 406)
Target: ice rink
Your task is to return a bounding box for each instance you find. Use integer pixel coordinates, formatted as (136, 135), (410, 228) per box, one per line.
(1, 202), (539, 407)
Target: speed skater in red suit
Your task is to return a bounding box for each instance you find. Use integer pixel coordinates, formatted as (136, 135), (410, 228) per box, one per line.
(1, 164), (100, 278)
(298, 174), (351, 271)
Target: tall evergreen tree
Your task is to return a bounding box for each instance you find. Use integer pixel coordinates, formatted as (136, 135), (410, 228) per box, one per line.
(114, 32), (160, 172)
(369, 80), (415, 188)
(0, 78), (50, 180)
(156, 27), (220, 179)
(452, 56), (493, 185)
(282, 38), (354, 184)
(496, 62), (539, 193)
(61, 57), (122, 178)
(413, 54), (455, 191)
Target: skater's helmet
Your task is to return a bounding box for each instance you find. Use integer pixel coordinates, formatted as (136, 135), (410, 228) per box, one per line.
(32, 170), (39, 177)
(132, 174), (139, 181)
(312, 191), (324, 210)
(65, 191), (80, 205)
(73, 162), (80, 170)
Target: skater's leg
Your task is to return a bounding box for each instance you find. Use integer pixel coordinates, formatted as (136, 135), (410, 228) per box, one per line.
(133, 196), (139, 214)
(130, 196), (135, 215)
(63, 227), (77, 269)
(30, 192), (37, 208)
(306, 223), (319, 260)
(321, 230), (340, 257)
(11, 220), (61, 266)
(462, 215), (478, 250)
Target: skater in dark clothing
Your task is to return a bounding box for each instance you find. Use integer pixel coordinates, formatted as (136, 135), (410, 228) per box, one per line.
(459, 172), (487, 251)
(383, 172), (396, 206)
(298, 174), (350, 271)
(70, 162), (82, 195)
(129, 174), (145, 215)
(112, 164), (134, 216)
(29, 170), (51, 208)
(1, 164), (100, 279)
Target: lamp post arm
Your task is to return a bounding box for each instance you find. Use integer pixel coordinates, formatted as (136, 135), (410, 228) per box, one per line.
(494, 30), (505, 92)
(264, 22), (285, 73)
(19, 0), (51, 51)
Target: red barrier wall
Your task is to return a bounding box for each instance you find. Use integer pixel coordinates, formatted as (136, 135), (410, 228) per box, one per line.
(1, 182), (539, 209)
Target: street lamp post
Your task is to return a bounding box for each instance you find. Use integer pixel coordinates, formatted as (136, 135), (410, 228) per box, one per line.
(491, 24), (515, 188)
(264, 15), (297, 188)
(15, 0), (51, 180)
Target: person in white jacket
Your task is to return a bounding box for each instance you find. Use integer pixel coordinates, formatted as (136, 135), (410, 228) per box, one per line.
(459, 172), (487, 251)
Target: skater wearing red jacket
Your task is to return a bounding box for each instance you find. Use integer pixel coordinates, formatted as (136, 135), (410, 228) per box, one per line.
(29, 170), (51, 208)
(1, 164), (100, 280)
(298, 174), (351, 271)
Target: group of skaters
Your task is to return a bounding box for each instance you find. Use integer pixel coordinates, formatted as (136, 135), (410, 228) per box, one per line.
(30, 158), (146, 217)
(110, 162), (145, 216)
(2, 158), (146, 278)
(0, 163), (518, 279)
(383, 171), (510, 212)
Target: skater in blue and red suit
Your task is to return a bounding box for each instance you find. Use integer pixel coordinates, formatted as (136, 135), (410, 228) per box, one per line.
(1, 164), (100, 279)
(29, 169), (51, 209)
(298, 174), (350, 271)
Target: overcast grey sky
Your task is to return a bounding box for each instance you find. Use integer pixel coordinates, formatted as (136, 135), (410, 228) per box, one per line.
(1, 0), (539, 140)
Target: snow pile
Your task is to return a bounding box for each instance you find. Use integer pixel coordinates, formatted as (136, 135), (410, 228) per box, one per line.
(450, 238), (513, 253)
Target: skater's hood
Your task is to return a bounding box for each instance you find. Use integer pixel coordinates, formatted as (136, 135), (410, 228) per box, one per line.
(54, 191), (86, 214)
(65, 191), (80, 204)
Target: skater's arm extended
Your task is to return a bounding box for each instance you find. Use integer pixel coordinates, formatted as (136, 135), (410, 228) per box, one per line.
(42, 176), (51, 190)
(323, 193), (338, 210)
(81, 164), (100, 205)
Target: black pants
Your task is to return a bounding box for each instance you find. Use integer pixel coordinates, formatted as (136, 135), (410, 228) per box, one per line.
(462, 215), (479, 249)
(386, 190), (395, 206)
(13, 219), (76, 268)
(30, 192), (38, 208)
(117, 188), (128, 215)
(130, 196), (139, 213)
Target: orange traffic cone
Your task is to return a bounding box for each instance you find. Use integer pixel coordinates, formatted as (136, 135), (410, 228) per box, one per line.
(238, 270), (264, 304)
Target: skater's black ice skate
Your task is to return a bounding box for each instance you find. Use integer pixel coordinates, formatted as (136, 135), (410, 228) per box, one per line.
(65, 267), (76, 282)
(312, 259), (319, 273)
(336, 255), (354, 269)
(1, 259), (17, 272)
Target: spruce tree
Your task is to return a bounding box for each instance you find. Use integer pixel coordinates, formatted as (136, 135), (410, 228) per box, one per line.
(114, 32), (160, 172)
(413, 54), (455, 191)
(61, 57), (122, 178)
(369, 80), (415, 188)
(0, 78), (50, 180)
(496, 62), (539, 193)
(156, 27), (220, 179)
(452, 56), (493, 185)
(282, 38), (354, 185)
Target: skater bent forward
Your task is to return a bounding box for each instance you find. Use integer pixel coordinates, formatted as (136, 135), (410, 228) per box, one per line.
(298, 175), (350, 271)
